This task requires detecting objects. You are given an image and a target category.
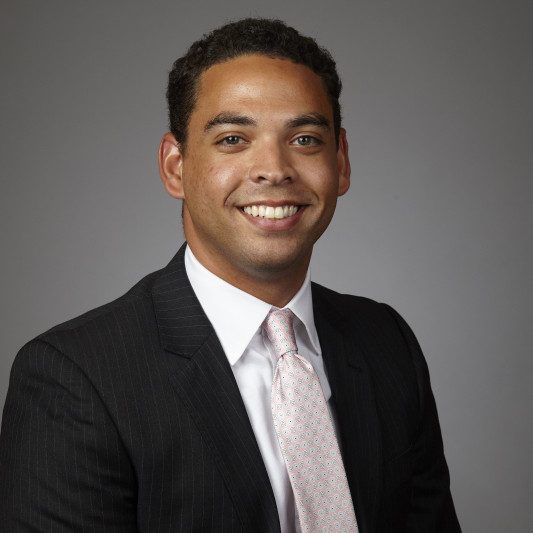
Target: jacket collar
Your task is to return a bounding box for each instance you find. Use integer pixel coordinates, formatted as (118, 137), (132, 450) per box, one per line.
(152, 242), (212, 359)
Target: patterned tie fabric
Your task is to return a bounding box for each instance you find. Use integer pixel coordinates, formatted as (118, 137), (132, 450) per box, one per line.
(263, 308), (358, 532)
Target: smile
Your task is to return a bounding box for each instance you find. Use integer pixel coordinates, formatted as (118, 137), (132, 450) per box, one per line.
(241, 205), (301, 220)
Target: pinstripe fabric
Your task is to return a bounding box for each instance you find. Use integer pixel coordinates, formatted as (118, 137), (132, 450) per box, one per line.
(0, 242), (460, 532)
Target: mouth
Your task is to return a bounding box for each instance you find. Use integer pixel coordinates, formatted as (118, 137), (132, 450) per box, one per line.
(237, 202), (306, 232)
(239, 204), (303, 220)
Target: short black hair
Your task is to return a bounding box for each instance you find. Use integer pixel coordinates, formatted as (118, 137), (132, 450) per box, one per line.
(166, 18), (342, 152)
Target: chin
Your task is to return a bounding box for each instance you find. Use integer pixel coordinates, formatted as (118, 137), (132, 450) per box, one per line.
(239, 246), (310, 277)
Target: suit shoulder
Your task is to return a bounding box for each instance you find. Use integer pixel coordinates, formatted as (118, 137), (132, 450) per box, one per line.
(311, 281), (420, 343)
(311, 281), (386, 315)
(29, 266), (165, 358)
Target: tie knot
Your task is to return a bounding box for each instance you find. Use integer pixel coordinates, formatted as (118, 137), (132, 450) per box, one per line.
(263, 308), (298, 360)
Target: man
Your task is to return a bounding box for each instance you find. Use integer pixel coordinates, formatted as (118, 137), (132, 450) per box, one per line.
(0, 18), (461, 532)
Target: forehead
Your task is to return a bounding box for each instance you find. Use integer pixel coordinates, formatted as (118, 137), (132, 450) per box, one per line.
(191, 54), (333, 123)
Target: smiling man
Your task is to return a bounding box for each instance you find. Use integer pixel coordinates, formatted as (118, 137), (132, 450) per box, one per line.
(0, 18), (461, 533)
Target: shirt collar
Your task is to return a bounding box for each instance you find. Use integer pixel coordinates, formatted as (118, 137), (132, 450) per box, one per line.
(184, 244), (321, 366)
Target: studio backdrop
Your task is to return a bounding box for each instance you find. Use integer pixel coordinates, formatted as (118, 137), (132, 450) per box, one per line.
(1, 1), (531, 531)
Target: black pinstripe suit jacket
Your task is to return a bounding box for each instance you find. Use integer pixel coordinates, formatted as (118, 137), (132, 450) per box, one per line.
(0, 242), (460, 532)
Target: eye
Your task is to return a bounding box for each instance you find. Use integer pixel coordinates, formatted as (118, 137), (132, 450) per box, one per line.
(218, 135), (244, 145)
(293, 135), (322, 146)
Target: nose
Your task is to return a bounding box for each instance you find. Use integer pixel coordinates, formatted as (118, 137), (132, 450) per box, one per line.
(248, 140), (296, 185)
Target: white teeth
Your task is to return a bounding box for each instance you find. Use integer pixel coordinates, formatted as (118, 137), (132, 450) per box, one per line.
(242, 204), (300, 219)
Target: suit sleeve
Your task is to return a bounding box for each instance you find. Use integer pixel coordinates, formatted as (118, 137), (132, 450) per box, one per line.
(0, 339), (137, 532)
(383, 304), (462, 532)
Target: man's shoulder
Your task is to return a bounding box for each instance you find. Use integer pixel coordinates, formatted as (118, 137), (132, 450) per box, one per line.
(23, 265), (166, 362)
(311, 280), (389, 318)
(49, 269), (162, 333)
(311, 281), (417, 347)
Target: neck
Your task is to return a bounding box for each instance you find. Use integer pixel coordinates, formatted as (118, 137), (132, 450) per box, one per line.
(186, 241), (310, 309)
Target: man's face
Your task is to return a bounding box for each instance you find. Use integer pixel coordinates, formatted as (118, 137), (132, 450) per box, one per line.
(162, 54), (350, 282)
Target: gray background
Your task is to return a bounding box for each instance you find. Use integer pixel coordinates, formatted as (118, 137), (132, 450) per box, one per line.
(1, 0), (532, 531)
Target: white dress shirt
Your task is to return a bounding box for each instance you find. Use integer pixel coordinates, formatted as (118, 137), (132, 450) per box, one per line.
(184, 245), (337, 533)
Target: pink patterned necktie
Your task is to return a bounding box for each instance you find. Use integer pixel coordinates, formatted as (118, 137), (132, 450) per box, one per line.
(263, 308), (358, 532)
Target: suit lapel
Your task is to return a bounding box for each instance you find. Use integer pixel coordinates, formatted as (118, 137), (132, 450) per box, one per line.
(152, 243), (280, 532)
(313, 283), (383, 533)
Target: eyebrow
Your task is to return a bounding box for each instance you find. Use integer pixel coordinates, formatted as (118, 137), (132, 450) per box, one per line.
(203, 112), (331, 132)
(204, 113), (257, 132)
(286, 113), (331, 130)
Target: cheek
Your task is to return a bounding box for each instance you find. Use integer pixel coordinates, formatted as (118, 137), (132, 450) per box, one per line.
(299, 154), (338, 186)
(306, 169), (339, 199)
(184, 159), (242, 202)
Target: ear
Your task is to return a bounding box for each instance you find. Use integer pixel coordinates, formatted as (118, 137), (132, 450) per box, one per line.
(158, 132), (185, 199)
(336, 128), (351, 196)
